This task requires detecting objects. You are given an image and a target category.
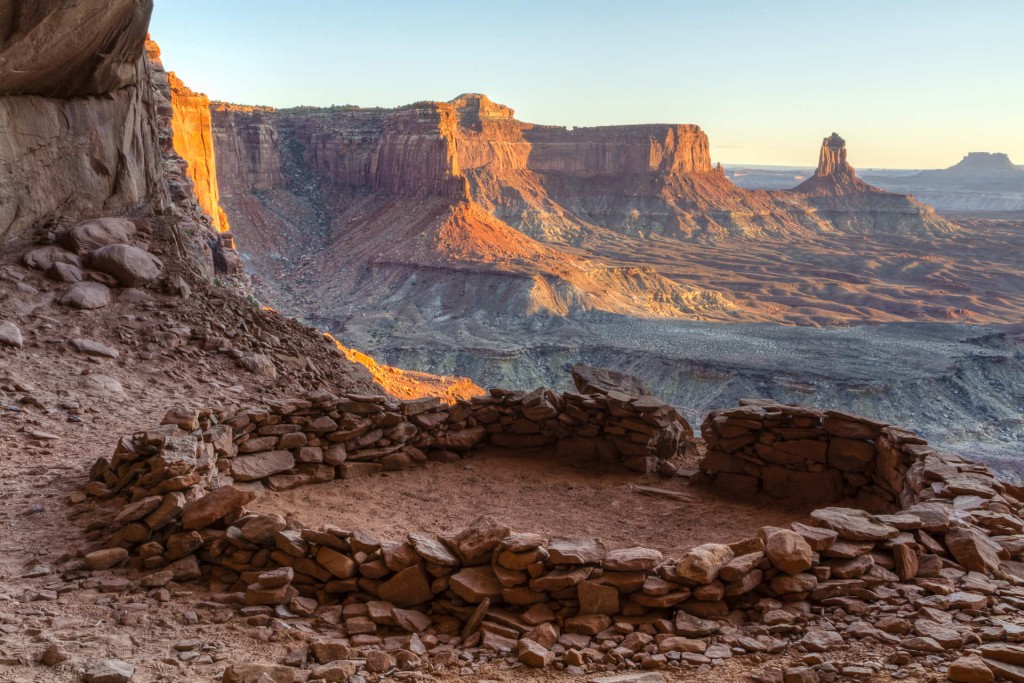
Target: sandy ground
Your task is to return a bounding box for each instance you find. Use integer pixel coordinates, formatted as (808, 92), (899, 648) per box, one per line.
(256, 448), (812, 554)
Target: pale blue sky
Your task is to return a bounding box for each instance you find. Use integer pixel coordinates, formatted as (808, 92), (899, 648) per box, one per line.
(151, 0), (1023, 168)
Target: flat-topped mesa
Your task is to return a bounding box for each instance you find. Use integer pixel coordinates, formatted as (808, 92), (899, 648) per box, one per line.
(524, 123), (715, 176)
(815, 132), (856, 178)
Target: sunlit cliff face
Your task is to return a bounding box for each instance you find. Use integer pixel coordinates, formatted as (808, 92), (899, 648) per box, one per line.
(325, 334), (484, 403)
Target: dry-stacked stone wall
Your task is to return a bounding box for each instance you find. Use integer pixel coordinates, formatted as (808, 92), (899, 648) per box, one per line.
(701, 399), (934, 511)
(162, 387), (694, 495)
(79, 393), (1024, 675)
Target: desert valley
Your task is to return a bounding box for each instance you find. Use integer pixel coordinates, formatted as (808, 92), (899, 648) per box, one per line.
(1, 2), (1023, 683)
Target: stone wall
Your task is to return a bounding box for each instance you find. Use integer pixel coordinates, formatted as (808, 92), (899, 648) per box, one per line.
(78, 394), (1024, 672)
(700, 399), (930, 511)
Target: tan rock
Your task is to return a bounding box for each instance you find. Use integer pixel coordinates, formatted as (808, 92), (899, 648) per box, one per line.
(518, 638), (554, 667)
(230, 451), (295, 482)
(604, 547), (663, 571)
(378, 566), (433, 607)
(809, 507), (898, 541)
(945, 528), (1002, 574)
(317, 547), (357, 579)
(762, 528), (813, 575)
(548, 537), (606, 565)
(86, 244), (162, 286)
(449, 566), (503, 603)
(180, 485), (256, 530)
(675, 543), (734, 583)
(948, 655), (994, 683)
(441, 515), (510, 565)
(84, 548), (128, 570)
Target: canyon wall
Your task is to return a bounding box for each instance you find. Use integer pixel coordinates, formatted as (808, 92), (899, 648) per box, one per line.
(0, 0), (169, 242)
(167, 69), (230, 231)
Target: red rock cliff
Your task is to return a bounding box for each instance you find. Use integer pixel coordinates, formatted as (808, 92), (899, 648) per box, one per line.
(166, 68), (230, 231)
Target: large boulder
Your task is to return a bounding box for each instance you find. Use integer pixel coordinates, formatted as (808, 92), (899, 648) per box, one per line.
(86, 244), (162, 286)
(58, 218), (136, 254)
(61, 282), (111, 309)
(571, 363), (653, 397)
(21, 245), (80, 271)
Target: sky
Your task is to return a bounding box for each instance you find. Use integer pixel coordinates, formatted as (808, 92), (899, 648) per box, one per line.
(150, 0), (1024, 169)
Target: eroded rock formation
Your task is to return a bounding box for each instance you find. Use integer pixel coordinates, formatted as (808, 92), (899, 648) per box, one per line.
(0, 0), (168, 242)
(792, 133), (955, 236)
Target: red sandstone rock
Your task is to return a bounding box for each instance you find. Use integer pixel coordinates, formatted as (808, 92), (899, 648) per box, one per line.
(180, 486), (255, 530)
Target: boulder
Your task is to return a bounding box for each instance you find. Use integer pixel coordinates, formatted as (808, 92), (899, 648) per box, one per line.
(809, 507), (899, 541)
(441, 515), (510, 565)
(221, 663), (296, 683)
(449, 566), (503, 603)
(239, 353), (277, 379)
(0, 322), (23, 348)
(548, 537), (607, 565)
(59, 218), (136, 254)
(518, 638), (554, 667)
(71, 338), (119, 358)
(604, 547), (663, 571)
(945, 528), (1002, 574)
(22, 245), (80, 271)
(378, 566), (433, 607)
(675, 544), (734, 583)
(61, 281), (111, 309)
(86, 244), (162, 286)
(180, 486), (256, 530)
(571, 363), (653, 396)
(230, 451), (295, 482)
(762, 528), (814, 575)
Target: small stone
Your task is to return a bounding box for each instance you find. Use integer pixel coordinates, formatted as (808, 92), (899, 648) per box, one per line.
(948, 655), (995, 683)
(84, 548), (129, 571)
(365, 650), (395, 673)
(518, 638), (554, 667)
(83, 659), (134, 683)
(39, 643), (69, 666)
(0, 321), (23, 348)
(71, 338), (119, 358)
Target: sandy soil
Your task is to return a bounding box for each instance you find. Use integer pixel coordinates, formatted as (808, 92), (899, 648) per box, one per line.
(256, 448), (811, 554)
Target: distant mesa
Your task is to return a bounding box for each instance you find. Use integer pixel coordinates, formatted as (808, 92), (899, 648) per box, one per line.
(862, 150), (1024, 211)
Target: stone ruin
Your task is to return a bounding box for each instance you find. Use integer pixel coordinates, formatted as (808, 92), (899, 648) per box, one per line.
(74, 382), (1024, 680)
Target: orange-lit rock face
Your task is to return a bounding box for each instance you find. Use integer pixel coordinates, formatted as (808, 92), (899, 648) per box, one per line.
(166, 71), (229, 231)
(326, 334), (483, 403)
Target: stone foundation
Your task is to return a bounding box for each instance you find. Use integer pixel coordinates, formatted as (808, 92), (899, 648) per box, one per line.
(79, 392), (1024, 673)
(700, 399), (935, 511)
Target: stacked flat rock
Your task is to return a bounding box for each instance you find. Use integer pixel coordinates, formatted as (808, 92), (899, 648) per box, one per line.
(701, 400), (927, 509)
(79, 396), (1024, 673)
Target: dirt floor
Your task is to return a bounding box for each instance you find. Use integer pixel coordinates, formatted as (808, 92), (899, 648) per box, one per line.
(255, 448), (813, 554)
